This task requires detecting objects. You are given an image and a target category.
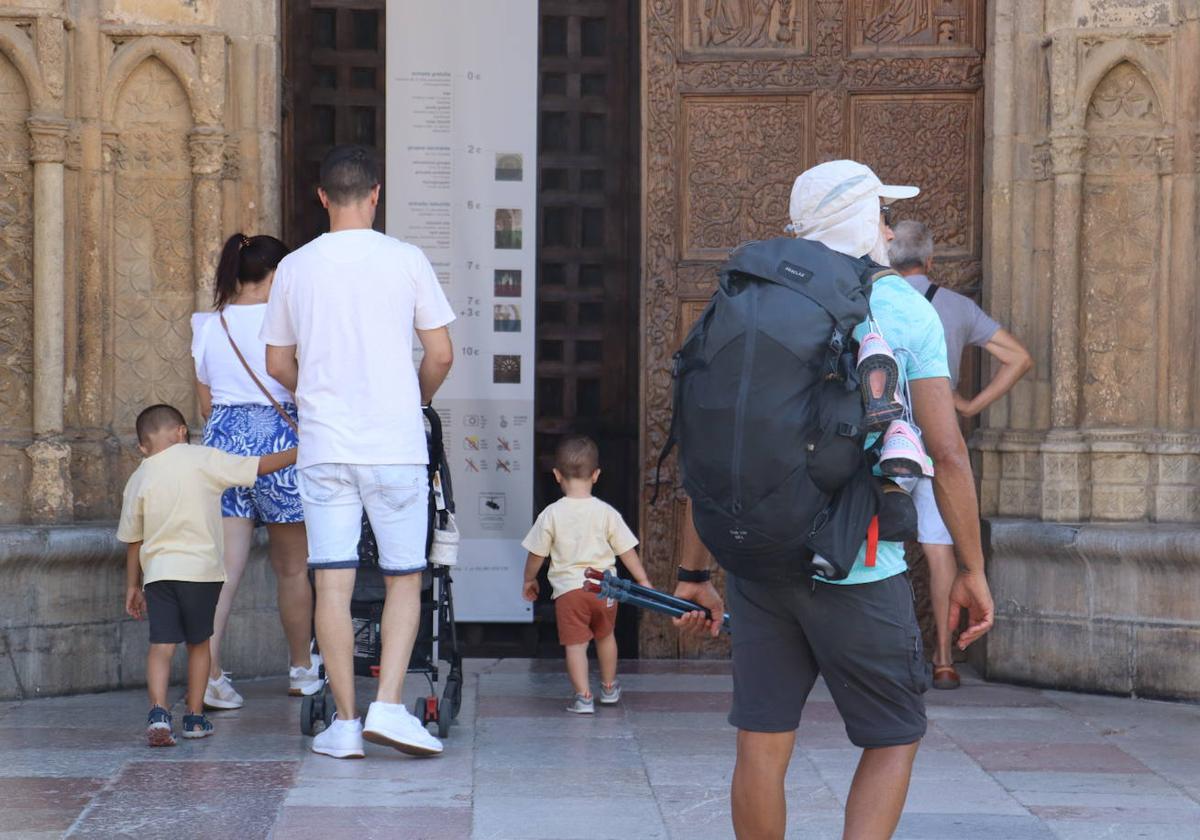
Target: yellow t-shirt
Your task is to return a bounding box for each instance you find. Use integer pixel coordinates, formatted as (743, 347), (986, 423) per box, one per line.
(521, 496), (639, 599)
(116, 443), (259, 585)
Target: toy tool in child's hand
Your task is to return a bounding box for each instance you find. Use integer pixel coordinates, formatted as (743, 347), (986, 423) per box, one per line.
(583, 568), (731, 634)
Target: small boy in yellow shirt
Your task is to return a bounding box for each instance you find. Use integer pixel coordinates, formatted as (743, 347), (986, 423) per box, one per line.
(521, 435), (652, 713)
(117, 404), (296, 746)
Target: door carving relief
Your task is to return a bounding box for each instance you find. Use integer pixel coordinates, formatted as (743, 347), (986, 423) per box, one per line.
(640, 0), (985, 655)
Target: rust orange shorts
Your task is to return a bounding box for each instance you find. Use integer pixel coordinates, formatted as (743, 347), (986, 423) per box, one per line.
(555, 588), (617, 646)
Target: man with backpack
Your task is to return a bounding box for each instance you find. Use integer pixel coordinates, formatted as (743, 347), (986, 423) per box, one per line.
(671, 160), (994, 840)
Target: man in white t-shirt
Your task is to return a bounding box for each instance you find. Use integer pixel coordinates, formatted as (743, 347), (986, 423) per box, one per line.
(262, 145), (455, 759)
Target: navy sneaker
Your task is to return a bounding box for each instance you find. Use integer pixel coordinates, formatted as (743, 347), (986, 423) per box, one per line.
(181, 713), (214, 740)
(146, 706), (175, 747)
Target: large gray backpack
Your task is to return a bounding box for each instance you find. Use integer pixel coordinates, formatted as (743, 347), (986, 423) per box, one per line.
(656, 237), (882, 583)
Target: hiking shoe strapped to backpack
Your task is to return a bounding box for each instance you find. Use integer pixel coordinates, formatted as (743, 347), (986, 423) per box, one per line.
(878, 420), (934, 478)
(856, 331), (905, 429)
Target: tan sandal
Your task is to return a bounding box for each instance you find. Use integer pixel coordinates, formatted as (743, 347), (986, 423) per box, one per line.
(932, 665), (960, 690)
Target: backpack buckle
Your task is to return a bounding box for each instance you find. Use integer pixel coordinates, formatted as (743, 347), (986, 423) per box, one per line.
(836, 422), (858, 438)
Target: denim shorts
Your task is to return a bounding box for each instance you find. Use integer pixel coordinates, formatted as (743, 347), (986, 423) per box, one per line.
(298, 463), (428, 575)
(201, 403), (304, 524)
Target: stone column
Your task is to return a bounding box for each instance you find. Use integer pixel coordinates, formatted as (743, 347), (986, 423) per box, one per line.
(28, 115), (69, 436)
(189, 127), (225, 312)
(1048, 132), (1086, 430)
(26, 115), (73, 523)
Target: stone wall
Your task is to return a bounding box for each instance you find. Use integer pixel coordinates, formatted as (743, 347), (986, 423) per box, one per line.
(0, 524), (289, 699)
(0, 0), (280, 525)
(0, 1), (283, 696)
(979, 0), (1200, 698)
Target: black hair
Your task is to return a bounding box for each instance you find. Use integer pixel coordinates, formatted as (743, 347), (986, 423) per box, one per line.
(555, 435), (600, 480)
(135, 404), (187, 446)
(319, 144), (381, 206)
(212, 233), (290, 309)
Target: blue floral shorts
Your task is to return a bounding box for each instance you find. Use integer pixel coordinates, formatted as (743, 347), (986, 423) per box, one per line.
(202, 403), (304, 524)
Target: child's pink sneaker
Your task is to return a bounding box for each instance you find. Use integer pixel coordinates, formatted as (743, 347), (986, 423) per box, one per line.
(857, 332), (905, 428)
(878, 421), (934, 478)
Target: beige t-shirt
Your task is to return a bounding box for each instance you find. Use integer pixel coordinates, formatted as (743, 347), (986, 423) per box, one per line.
(521, 496), (639, 599)
(117, 444), (259, 585)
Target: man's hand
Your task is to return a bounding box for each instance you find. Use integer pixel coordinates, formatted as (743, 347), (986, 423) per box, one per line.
(953, 392), (976, 417)
(522, 578), (539, 602)
(948, 570), (994, 649)
(125, 587), (146, 620)
(672, 581), (724, 640)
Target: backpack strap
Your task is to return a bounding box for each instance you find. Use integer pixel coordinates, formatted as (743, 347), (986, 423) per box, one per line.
(924, 283), (940, 302)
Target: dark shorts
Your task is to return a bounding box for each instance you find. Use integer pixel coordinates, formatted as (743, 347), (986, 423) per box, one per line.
(726, 572), (930, 748)
(555, 588), (617, 647)
(144, 581), (224, 645)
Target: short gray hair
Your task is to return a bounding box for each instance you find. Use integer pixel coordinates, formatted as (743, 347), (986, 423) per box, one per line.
(888, 220), (934, 270)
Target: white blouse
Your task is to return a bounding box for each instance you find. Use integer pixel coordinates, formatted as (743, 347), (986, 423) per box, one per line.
(190, 305), (294, 406)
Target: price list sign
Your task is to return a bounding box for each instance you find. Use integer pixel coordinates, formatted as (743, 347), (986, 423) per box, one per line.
(387, 1), (537, 621)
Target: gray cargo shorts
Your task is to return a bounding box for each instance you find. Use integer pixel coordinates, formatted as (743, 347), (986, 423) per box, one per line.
(726, 571), (930, 748)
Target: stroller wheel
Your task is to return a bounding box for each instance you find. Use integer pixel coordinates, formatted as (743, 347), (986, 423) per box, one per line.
(437, 708), (451, 739)
(444, 673), (463, 720)
(300, 695), (316, 736)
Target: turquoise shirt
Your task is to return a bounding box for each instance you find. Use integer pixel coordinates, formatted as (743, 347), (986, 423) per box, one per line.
(821, 273), (950, 586)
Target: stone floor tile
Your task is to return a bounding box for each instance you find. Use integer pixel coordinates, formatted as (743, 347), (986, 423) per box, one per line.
(962, 741), (1153, 774)
(993, 770), (1184, 796)
(113, 759), (298, 790)
(67, 791), (285, 839)
(1043, 820), (1200, 840)
(892, 812), (1058, 839)
(472, 794), (668, 839)
(0, 749), (130, 779)
(475, 766), (651, 798)
(0, 809), (93, 834)
(1029, 803), (1200, 823)
(0, 776), (105, 809)
(622, 690), (733, 714)
(272, 805), (471, 840)
(285, 776), (472, 808)
(936, 717), (1110, 746)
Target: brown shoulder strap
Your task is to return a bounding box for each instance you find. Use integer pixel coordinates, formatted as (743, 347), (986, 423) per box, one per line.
(218, 311), (299, 434)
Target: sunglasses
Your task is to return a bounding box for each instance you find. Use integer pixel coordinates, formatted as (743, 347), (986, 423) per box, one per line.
(880, 205), (893, 227)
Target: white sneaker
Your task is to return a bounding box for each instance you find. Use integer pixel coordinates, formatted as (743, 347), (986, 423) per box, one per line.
(311, 715), (365, 759)
(203, 672), (244, 710)
(363, 701), (444, 757)
(289, 654), (324, 697)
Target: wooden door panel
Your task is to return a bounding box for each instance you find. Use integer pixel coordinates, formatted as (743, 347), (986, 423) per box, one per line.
(641, 0), (986, 656)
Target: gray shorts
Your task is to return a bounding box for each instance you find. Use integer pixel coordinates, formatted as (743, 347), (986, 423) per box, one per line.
(726, 572), (930, 748)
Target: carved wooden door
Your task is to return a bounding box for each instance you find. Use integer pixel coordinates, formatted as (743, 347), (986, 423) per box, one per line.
(283, 1), (387, 247)
(528, 2), (641, 654)
(639, 0), (986, 655)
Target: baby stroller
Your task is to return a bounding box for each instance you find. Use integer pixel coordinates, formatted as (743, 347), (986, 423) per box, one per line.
(300, 407), (464, 739)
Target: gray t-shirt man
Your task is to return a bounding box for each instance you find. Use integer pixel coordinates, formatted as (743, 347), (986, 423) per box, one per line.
(901, 273), (1000, 389)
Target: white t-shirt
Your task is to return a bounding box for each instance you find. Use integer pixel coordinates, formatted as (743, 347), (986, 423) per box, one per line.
(191, 305), (294, 406)
(259, 229), (455, 468)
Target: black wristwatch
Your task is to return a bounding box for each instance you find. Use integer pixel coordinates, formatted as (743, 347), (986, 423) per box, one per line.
(677, 566), (712, 583)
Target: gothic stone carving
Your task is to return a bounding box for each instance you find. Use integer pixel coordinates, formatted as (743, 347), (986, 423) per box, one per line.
(1079, 62), (1162, 429)
(112, 57), (196, 429)
(0, 52), (33, 435)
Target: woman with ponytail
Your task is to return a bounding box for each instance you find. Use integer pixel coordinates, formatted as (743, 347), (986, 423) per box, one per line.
(190, 233), (321, 710)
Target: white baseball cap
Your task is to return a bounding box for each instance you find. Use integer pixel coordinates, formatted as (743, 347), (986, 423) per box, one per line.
(787, 160), (919, 258)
